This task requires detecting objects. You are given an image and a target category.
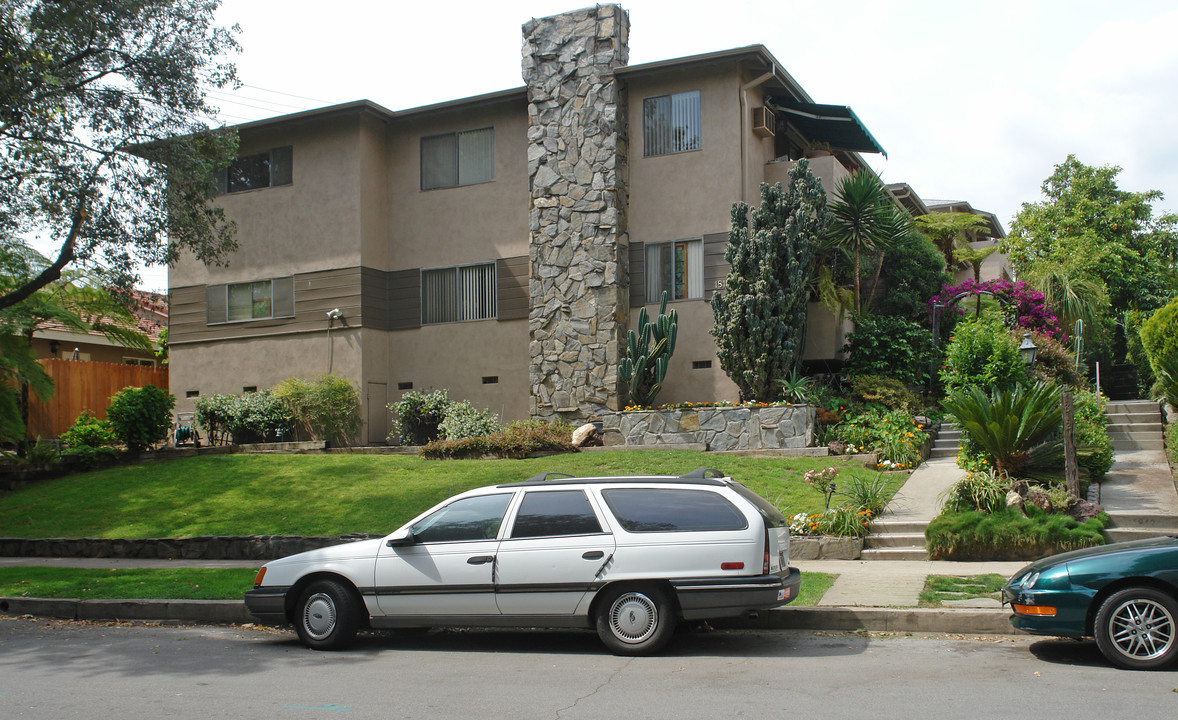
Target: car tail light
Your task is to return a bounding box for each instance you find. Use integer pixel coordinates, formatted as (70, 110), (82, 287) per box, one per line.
(253, 567), (267, 586)
(1012, 603), (1056, 616)
(763, 527), (771, 574)
(721, 562), (745, 570)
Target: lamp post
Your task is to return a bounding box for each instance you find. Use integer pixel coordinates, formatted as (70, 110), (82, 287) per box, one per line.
(1018, 333), (1038, 368)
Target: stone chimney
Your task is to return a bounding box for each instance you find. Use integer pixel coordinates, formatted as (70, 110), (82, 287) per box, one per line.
(522, 4), (630, 423)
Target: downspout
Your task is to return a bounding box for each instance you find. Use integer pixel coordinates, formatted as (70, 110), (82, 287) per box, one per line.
(739, 68), (776, 204)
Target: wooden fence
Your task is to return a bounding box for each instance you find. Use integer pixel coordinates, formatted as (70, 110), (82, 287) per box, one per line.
(26, 359), (170, 438)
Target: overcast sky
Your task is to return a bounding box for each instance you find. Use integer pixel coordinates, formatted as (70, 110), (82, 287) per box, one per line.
(142, 0), (1178, 290)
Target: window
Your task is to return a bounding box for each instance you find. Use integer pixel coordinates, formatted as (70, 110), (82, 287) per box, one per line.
(643, 90), (701, 157)
(421, 263), (496, 324)
(510, 490), (603, 539)
(411, 494), (512, 543)
(206, 276), (295, 324)
(421, 127), (494, 190)
(123, 358), (155, 367)
(645, 239), (703, 301)
(601, 489), (748, 533)
(216, 147), (292, 194)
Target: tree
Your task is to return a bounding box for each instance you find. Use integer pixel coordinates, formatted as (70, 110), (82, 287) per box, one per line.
(1001, 155), (1178, 316)
(0, 0), (241, 311)
(860, 229), (949, 323)
(711, 162), (827, 402)
(914, 212), (992, 270)
(824, 170), (903, 314)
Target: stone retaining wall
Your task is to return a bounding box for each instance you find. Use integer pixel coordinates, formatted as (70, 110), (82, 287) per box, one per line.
(0, 534), (381, 561)
(790, 536), (862, 560)
(602, 405), (815, 451)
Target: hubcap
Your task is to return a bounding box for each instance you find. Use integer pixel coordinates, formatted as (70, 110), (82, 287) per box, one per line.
(609, 592), (658, 644)
(302, 592), (337, 640)
(1108, 598), (1175, 660)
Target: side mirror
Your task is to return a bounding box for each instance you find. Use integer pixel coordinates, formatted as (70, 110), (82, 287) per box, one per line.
(386, 527), (416, 547)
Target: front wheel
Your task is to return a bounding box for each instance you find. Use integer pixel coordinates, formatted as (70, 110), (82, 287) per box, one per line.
(595, 586), (677, 656)
(1094, 587), (1178, 670)
(295, 579), (361, 650)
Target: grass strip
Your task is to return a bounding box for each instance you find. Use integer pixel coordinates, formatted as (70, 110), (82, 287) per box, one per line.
(0, 567), (255, 600)
(0, 451), (901, 538)
(0, 567), (836, 607)
(918, 573), (1006, 607)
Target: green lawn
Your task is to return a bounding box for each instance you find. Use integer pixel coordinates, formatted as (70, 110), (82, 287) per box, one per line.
(918, 574), (1006, 607)
(0, 451), (902, 538)
(0, 567), (837, 607)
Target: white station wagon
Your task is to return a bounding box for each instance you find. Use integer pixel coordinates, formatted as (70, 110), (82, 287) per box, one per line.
(245, 468), (801, 655)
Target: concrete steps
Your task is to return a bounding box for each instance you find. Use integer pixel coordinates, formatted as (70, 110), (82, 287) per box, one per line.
(862, 520), (929, 561)
(929, 426), (961, 460)
(1103, 513), (1178, 543)
(1105, 399), (1164, 453)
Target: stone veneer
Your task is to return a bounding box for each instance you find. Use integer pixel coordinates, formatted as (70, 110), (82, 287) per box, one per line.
(602, 405), (817, 451)
(522, 4), (630, 423)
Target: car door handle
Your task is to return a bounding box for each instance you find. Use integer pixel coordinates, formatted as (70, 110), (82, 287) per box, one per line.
(582, 551), (605, 560)
(467, 555), (495, 565)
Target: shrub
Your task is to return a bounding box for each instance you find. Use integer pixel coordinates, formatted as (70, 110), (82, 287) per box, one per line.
(847, 375), (920, 411)
(842, 315), (936, 385)
(940, 315), (1030, 393)
(105, 385), (175, 452)
(940, 470), (1010, 514)
(438, 400), (500, 440)
(942, 382), (1062, 478)
(1072, 389), (1113, 478)
(925, 508), (1106, 561)
(25, 437), (60, 463)
(231, 390), (293, 443)
(1140, 297), (1178, 407)
(1028, 331), (1084, 388)
(60, 411), (116, 449)
(830, 407), (925, 468)
(389, 389), (452, 445)
(421, 420), (575, 460)
(272, 375), (362, 446)
(192, 394), (236, 446)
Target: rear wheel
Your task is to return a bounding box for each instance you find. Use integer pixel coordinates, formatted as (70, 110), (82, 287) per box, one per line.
(1094, 587), (1178, 670)
(295, 579), (361, 650)
(595, 585), (676, 656)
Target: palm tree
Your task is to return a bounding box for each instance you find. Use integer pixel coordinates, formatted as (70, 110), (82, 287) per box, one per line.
(1024, 265), (1107, 339)
(825, 171), (896, 315)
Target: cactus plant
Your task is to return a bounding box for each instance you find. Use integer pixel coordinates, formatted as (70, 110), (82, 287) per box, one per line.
(619, 291), (678, 408)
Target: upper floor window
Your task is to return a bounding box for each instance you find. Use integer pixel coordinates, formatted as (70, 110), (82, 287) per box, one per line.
(206, 276), (295, 324)
(420, 127), (494, 190)
(646, 239), (703, 301)
(216, 146), (293, 194)
(643, 90), (701, 157)
(421, 263), (496, 324)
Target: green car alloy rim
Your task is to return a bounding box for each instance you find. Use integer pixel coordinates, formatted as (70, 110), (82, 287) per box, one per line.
(302, 591), (339, 641)
(608, 591), (659, 644)
(1106, 597), (1175, 662)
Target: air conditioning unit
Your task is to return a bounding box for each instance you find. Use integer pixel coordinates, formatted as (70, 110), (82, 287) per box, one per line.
(752, 106), (775, 138)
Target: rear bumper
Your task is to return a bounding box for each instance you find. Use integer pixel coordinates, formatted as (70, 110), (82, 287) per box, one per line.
(244, 586), (291, 625)
(672, 567), (802, 620)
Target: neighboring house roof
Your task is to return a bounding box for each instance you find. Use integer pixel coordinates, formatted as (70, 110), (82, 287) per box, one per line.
(885, 182), (931, 216)
(33, 288), (167, 347)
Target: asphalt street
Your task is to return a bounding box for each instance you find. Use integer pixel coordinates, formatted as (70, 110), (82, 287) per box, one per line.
(2, 616), (1176, 719)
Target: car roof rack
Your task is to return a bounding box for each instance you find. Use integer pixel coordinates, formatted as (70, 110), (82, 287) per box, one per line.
(523, 472), (576, 483)
(679, 468), (726, 479)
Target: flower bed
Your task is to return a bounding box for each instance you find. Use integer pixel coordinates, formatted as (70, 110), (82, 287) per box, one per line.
(602, 404), (815, 451)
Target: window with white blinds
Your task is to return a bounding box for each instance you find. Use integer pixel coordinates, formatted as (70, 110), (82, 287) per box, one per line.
(421, 263), (497, 324)
(645, 239), (703, 301)
(421, 127), (494, 190)
(643, 90), (701, 157)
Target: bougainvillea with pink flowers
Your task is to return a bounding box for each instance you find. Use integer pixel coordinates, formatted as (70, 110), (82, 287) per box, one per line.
(929, 279), (1061, 338)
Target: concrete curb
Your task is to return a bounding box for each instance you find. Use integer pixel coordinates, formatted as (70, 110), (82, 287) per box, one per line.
(1, 596), (1018, 635)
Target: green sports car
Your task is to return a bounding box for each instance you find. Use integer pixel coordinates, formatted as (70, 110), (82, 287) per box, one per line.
(1003, 536), (1178, 670)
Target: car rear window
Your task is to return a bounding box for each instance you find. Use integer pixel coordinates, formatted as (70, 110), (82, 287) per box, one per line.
(511, 490), (603, 538)
(729, 482), (787, 528)
(600, 488), (748, 533)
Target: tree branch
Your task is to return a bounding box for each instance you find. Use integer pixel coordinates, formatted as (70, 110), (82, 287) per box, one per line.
(0, 205), (85, 312)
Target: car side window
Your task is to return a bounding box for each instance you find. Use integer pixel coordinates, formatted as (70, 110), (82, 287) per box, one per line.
(411, 494), (512, 543)
(510, 490), (603, 539)
(601, 488), (748, 532)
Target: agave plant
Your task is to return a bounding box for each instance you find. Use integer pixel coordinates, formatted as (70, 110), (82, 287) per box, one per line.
(942, 382), (1064, 479)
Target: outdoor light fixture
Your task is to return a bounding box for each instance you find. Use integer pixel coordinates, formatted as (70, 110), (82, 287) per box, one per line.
(1019, 332), (1038, 368)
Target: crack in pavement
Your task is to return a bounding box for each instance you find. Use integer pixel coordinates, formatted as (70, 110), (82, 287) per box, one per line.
(553, 658), (633, 719)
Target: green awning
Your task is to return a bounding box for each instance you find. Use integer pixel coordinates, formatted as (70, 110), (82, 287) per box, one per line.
(766, 98), (887, 158)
